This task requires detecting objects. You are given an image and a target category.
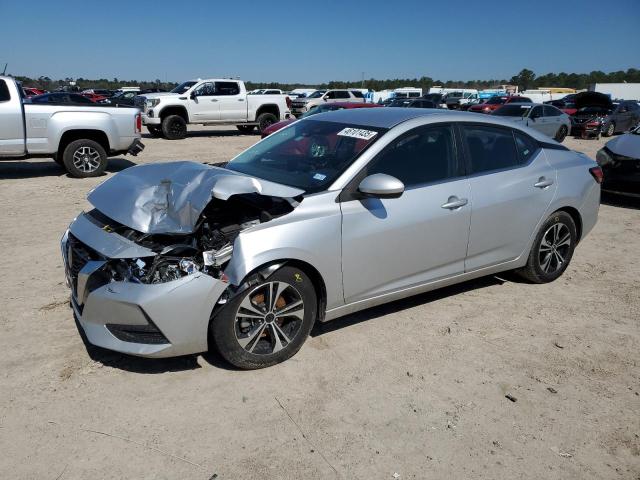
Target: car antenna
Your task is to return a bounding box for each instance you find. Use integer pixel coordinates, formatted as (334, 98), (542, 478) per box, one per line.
(1, 63), (7, 75)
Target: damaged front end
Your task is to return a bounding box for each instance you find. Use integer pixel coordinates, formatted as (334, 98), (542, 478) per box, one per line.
(61, 161), (303, 357)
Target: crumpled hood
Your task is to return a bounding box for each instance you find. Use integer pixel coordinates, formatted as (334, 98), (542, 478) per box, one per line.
(605, 131), (640, 159)
(87, 161), (304, 234)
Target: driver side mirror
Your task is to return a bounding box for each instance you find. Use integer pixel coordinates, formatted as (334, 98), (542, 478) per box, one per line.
(190, 91), (197, 99)
(358, 174), (404, 199)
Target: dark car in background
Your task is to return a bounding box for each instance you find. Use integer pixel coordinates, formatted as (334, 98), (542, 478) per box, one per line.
(545, 94), (577, 115)
(596, 126), (640, 197)
(407, 99), (438, 108)
(387, 98), (414, 108)
(570, 92), (640, 138)
(102, 90), (139, 107)
(28, 92), (95, 105)
(468, 95), (532, 113)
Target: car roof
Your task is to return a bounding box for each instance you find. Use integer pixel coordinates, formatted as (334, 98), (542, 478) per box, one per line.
(307, 108), (560, 143)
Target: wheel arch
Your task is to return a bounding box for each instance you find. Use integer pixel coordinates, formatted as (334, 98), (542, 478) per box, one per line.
(159, 105), (189, 123)
(58, 129), (110, 158)
(255, 104), (280, 119)
(552, 206), (583, 242)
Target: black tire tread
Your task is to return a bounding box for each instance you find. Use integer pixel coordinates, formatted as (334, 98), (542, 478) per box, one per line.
(62, 139), (108, 178)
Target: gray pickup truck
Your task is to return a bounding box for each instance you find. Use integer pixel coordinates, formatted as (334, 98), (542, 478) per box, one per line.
(0, 76), (144, 177)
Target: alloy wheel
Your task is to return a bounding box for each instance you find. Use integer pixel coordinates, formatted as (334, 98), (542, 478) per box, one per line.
(538, 223), (571, 274)
(72, 146), (101, 173)
(234, 281), (304, 355)
(170, 120), (186, 137)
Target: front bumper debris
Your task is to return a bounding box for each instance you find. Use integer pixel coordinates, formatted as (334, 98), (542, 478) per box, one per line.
(61, 215), (229, 358)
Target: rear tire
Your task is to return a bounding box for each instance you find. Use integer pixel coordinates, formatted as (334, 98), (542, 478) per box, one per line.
(62, 139), (108, 178)
(161, 115), (187, 140)
(210, 266), (317, 369)
(554, 125), (568, 142)
(256, 112), (278, 134)
(517, 211), (577, 284)
(236, 125), (255, 134)
(603, 122), (615, 137)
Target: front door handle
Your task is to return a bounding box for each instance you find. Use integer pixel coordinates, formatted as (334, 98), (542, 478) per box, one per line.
(534, 177), (554, 189)
(238, 98), (245, 101)
(211, 99), (218, 102)
(441, 196), (468, 210)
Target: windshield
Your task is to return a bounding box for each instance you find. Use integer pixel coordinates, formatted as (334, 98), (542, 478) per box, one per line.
(171, 81), (197, 94)
(226, 120), (387, 193)
(492, 104), (532, 117)
(307, 90), (326, 99)
(486, 96), (507, 105)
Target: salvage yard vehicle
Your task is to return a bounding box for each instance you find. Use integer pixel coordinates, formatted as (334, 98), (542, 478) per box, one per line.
(28, 92), (96, 105)
(0, 76), (144, 177)
(261, 102), (381, 138)
(570, 92), (640, 138)
(61, 109), (601, 369)
(137, 79), (292, 139)
(492, 103), (571, 142)
(468, 95), (532, 113)
(596, 125), (640, 197)
(290, 89), (364, 116)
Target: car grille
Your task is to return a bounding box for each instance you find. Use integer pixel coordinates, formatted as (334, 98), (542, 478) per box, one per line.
(134, 97), (146, 108)
(106, 323), (170, 345)
(67, 234), (103, 294)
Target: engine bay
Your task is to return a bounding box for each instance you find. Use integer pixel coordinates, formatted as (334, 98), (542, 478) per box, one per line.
(84, 192), (298, 284)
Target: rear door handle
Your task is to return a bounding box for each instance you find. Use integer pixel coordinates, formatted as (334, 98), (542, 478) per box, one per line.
(238, 98), (245, 101)
(211, 99), (218, 102)
(534, 177), (554, 189)
(441, 196), (468, 210)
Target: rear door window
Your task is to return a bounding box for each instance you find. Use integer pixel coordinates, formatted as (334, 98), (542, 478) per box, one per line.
(461, 125), (520, 174)
(543, 105), (561, 116)
(0, 80), (10, 102)
(214, 82), (240, 96)
(335, 91), (351, 99)
(513, 132), (540, 163)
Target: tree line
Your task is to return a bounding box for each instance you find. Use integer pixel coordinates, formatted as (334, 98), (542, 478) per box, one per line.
(11, 68), (640, 93)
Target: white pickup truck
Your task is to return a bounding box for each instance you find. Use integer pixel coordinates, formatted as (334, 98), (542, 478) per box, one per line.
(0, 76), (144, 177)
(137, 79), (293, 139)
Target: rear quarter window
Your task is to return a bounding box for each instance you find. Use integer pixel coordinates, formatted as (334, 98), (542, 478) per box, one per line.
(0, 80), (11, 102)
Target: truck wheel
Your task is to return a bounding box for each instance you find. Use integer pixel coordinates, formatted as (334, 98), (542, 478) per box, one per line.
(161, 115), (187, 140)
(147, 126), (164, 138)
(236, 125), (255, 134)
(256, 113), (278, 134)
(62, 139), (108, 178)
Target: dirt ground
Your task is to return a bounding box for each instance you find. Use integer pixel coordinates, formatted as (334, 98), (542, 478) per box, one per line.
(0, 126), (638, 480)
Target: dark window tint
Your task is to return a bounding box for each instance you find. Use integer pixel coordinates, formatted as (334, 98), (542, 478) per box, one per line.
(69, 94), (94, 104)
(350, 90), (364, 98)
(0, 80), (10, 101)
(543, 105), (561, 116)
(514, 132), (539, 163)
(215, 82), (240, 95)
(335, 91), (350, 99)
(325, 91), (336, 99)
(530, 106), (544, 118)
(462, 125), (519, 174)
(367, 125), (459, 188)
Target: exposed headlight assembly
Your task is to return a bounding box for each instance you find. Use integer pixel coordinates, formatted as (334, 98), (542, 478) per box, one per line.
(146, 98), (160, 108)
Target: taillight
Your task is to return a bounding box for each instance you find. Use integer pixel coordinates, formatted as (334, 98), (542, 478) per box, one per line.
(589, 166), (604, 184)
(135, 113), (142, 133)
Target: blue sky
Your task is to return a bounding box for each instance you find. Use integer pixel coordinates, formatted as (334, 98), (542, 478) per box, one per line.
(1, 0), (639, 83)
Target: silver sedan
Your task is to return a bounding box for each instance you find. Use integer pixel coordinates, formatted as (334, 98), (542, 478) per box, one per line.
(491, 103), (572, 142)
(61, 109), (601, 369)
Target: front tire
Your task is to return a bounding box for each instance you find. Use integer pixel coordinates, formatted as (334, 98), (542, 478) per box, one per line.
(517, 211), (577, 283)
(62, 139), (108, 178)
(256, 112), (278, 135)
(554, 125), (568, 142)
(161, 115), (187, 140)
(210, 266), (317, 369)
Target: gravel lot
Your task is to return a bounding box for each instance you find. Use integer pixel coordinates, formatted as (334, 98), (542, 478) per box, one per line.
(1, 126), (638, 479)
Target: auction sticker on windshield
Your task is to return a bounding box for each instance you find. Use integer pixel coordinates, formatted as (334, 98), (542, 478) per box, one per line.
(337, 128), (378, 140)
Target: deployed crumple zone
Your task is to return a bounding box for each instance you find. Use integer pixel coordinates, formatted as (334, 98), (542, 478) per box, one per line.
(87, 161), (304, 234)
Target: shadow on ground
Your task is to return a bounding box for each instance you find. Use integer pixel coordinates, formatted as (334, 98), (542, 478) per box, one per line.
(0, 157), (137, 180)
(141, 129), (258, 140)
(601, 191), (640, 210)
